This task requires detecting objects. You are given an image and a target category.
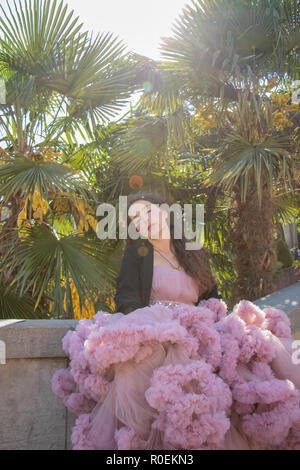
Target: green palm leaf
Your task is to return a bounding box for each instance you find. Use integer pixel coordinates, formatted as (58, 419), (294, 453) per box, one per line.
(0, 0), (136, 138)
(208, 133), (299, 206)
(0, 223), (116, 317)
(0, 153), (95, 205)
(0, 282), (42, 319)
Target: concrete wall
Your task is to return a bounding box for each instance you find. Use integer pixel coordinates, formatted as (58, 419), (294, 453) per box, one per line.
(0, 284), (299, 450)
(0, 319), (78, 450)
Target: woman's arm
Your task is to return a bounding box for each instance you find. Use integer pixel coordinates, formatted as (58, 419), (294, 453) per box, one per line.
(114, 245), (144, 314)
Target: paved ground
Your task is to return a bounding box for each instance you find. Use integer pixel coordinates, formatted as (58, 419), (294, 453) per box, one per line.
(228, 281), (300, 339)
(253, 281), (300, 313)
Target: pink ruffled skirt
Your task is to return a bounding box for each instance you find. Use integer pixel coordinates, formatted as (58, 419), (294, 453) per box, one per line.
(51, 299), (300, 450)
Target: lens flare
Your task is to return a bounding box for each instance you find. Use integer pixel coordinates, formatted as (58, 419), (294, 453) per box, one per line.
(129, 175), (144, 190)
(137, 245), (149, 257)
(143, 81), (153, 93)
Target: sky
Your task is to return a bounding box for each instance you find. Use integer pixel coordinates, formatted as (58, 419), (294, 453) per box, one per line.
(63, 0), (191, 121)
(66, 0), (189, 60)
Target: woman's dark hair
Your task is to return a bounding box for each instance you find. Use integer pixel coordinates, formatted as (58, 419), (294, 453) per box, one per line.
(123, 191), (217, 297)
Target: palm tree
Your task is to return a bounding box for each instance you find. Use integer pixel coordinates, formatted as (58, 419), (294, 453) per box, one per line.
(114, 0), (300, 304)
(207, 87), (299, 302)
(0, 0), (138, 318)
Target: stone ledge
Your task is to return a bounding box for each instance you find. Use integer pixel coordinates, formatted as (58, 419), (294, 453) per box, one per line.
(1, 281), (299, 359)
(0, 319), (78, 359)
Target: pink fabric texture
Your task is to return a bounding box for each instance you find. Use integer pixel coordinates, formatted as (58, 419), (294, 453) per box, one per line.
(51, 266), (300, 450)
(149, 265), (199, 305)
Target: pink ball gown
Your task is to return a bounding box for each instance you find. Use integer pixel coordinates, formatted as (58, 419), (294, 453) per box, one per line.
(51, 265), (300, 450)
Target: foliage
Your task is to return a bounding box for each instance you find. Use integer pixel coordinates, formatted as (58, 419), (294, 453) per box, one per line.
(0, 0), (136, 318)
(275, 237), (294, 268)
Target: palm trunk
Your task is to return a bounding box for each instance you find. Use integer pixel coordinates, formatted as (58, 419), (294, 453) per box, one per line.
(228, 173), (277, 306)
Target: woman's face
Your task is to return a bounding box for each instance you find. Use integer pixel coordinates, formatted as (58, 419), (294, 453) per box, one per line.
(128, 199), (170, 240)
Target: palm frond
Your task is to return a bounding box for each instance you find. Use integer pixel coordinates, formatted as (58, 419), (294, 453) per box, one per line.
(208, 133), (299, 206)
(0, 153), (95, 204)
(0, 282), (43, 319)
(0, 223), (117, 317)
(0, 0), (137, 132)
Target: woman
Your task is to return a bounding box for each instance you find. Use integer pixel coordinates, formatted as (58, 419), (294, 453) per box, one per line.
(114, 192), (222, 316)
(51, 192), (300, 450)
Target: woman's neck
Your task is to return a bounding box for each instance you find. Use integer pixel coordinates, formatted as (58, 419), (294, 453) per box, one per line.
(148, 238), (171, 253)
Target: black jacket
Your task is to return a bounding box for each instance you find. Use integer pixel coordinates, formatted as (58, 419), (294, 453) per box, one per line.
(114, 239), (221, 315)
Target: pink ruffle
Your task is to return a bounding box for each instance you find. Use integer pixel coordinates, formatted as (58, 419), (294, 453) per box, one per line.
(144, 360), (232, 449)
(51, 298), (300, 450)
(114, 427), (142, 450)
(71, 414), (95, 450)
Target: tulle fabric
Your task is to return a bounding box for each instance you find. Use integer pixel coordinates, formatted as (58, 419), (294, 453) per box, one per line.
(51, 297), (300, 450)
(85, 341), (189, 450)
